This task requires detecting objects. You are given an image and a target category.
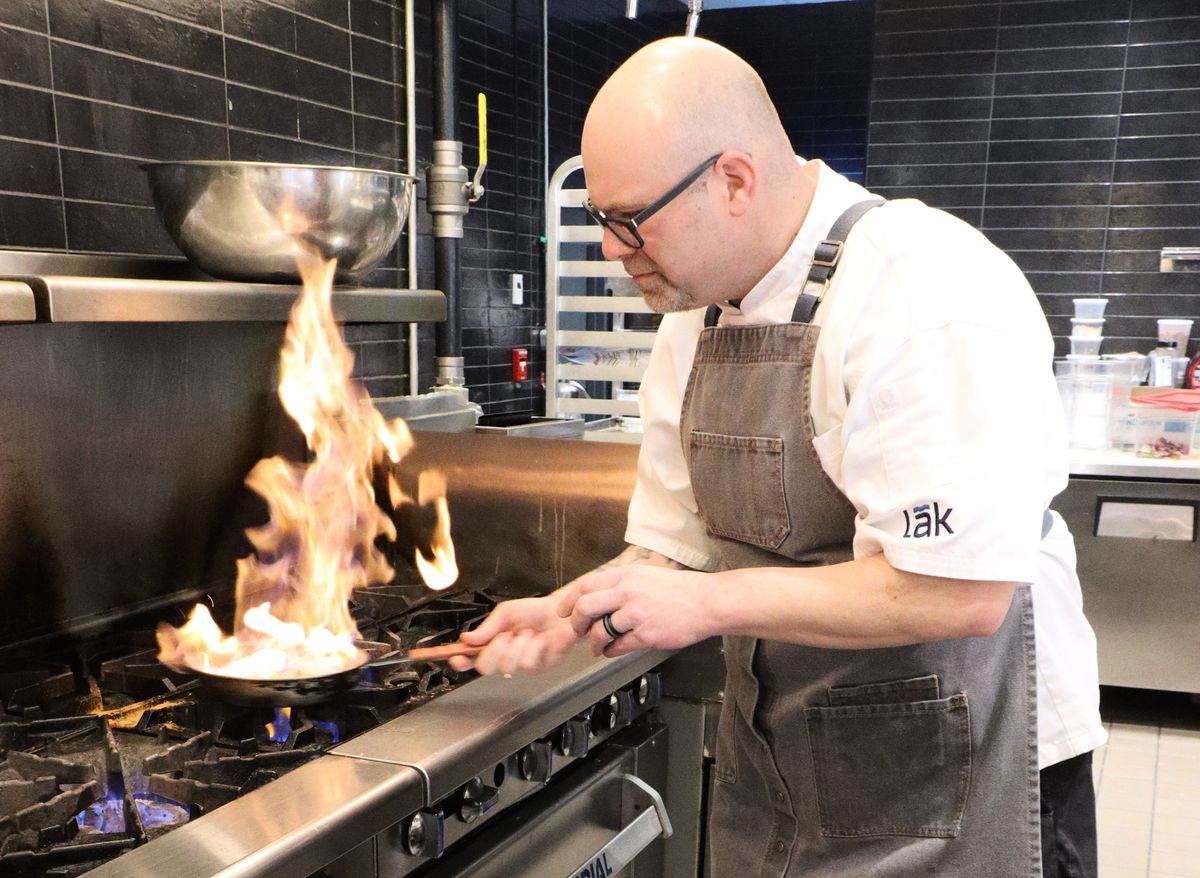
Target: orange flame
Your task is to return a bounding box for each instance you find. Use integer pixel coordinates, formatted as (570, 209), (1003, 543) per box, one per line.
(157, 252), (458, 680)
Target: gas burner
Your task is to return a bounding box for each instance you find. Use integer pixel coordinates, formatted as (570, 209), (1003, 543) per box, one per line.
(0, 661), (77, 722)
(0, 586), (506, 872)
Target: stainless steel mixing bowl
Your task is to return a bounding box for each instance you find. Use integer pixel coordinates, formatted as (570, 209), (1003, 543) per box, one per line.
(142, 160), (417, 283)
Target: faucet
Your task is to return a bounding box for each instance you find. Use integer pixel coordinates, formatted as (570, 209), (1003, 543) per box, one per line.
(685, 0), (702, 36)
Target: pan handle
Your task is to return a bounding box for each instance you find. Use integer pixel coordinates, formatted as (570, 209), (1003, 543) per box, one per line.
(369, 642), (483, 668)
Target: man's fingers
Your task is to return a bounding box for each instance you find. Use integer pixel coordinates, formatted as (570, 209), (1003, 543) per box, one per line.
(569, 590), (624, 637)
(472, 631), (514, 675)
(555, 581), (582, 618)
(558, 569), (622, 617)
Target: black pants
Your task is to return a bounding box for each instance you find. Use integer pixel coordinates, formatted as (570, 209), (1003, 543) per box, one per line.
(1040, 751), (1098, 878)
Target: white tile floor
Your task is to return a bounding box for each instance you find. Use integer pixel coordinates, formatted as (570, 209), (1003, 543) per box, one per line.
(1094, 721), (1200, 877)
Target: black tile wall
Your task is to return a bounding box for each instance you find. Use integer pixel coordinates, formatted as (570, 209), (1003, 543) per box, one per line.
(4, 0), (873, 416)
(0, 0), (418, 390)
(868, 0), (1200, 358)
(701, 1), (875, 185)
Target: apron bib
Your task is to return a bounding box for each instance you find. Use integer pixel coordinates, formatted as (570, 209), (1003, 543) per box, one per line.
(680, 201), (1041, 877)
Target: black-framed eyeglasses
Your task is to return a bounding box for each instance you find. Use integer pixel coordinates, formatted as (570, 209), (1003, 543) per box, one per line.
(583, 153), (722, 249)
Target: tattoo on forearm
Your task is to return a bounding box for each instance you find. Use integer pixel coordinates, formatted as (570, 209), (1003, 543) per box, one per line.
(562, 545), (690, 591)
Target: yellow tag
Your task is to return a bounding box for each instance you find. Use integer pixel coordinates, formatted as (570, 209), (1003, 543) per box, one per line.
(478, 93), (488, 167)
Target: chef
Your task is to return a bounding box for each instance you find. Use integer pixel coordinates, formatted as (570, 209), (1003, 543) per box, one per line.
(454, 37), (1106, 877)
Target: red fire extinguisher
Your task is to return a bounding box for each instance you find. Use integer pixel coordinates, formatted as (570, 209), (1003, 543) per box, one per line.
(512, 347), (529, 382)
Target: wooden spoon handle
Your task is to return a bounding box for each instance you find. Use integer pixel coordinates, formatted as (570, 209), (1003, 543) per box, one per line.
(405, 641), (483, 661)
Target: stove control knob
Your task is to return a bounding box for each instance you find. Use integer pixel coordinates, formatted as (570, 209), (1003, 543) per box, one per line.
(519, 740), (553, 782)
(403, 809), (445, 858)
(636, 672), (663, 711)
(603, 690), (635, 730)
(558, 715), (591, 758)
(459, 775), (500, 823)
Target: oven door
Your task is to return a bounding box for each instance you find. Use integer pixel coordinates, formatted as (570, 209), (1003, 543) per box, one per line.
(389, 723), (670, 878)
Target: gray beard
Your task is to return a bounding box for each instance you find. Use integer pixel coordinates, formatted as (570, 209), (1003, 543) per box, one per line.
(639, 275), (696, 314)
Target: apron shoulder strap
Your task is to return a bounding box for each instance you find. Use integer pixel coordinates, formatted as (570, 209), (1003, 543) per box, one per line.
(791, 198), (886, 324)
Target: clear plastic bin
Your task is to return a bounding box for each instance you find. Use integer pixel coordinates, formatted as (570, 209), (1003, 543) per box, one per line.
(1157, 319), (1193, 354)
(1073, 298), (1108, 318)
(1070, 336), (1103, 356)
(1070, 318), (1105, 337)
(1133, 408), (1197, 458)
(1130, 391), (1200, 458)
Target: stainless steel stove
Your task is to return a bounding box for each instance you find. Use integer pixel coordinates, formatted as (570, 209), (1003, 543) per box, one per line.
(0, 251), (716, 878)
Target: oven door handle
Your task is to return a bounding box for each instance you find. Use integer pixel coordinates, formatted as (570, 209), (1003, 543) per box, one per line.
(564, 773), (673, 878)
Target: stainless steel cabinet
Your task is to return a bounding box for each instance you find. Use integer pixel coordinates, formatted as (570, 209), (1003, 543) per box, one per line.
(1054, 476), (1200, 693)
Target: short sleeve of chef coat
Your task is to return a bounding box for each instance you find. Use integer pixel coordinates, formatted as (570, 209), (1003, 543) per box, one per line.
(826, 204), (1066, 583)
(624, 309), (723, 572)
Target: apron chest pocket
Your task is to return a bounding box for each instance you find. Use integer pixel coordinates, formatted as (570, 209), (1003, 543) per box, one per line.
(804, 680), (971, 839)
(686, 431), (790, 549)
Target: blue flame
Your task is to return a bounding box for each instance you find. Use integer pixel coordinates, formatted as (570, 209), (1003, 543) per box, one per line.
(313, 719), (340, 743)
(267, 708), (292, 743)
(76, 793), (190, 834)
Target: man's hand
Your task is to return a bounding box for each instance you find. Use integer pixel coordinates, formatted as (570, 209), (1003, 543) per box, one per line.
(449, 595), (579, 675)
(556, 565), (714, 658)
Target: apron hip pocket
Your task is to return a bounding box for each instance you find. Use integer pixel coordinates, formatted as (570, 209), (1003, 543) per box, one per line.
(804, 684), (971, 838)
(686, 431), (790, 549)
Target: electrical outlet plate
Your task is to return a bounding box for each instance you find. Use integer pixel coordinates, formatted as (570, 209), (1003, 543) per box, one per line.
(511, 273), (524, 305)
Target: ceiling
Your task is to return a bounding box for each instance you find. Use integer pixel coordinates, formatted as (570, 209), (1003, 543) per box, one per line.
(678, 0), (852, 7)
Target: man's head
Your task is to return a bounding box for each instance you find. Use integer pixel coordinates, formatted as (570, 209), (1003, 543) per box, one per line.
(582, 37), (811, 312)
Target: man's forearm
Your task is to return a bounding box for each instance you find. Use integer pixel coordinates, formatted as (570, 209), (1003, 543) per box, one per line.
(704, 553), (1016, 649)
(600, 543), (690, 572)
(553, 544), (689, 598)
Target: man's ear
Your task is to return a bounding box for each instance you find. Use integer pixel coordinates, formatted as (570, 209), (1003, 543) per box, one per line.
(715, 152), (756, 217)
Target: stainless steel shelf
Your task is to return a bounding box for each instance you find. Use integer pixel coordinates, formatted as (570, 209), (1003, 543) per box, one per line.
(11, 275), (445, 323)
(0, 280), (35, 322)
(0, 250), (444, 323)
(1161, 247), (1200, 272)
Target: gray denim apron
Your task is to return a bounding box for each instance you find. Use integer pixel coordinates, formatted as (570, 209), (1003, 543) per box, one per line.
(680, 201), (1042, 877)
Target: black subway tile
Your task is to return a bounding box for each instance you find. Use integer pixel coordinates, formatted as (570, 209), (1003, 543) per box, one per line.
(55, 95), (227, 160)
(60, 149), (153, 206)
(65, 201), (176, 255)
(997, 20), (1128, 51)
(988, 138), (1116, 163)
(118, 0), (223, 29)
(992, 92), (1122, 119)
(0, 83), (55, 142)
(48, 0), (224, 77)
(0, 139), (60, 196)
(0, 25), (51, 87)
(0, 0), (47, 31)
(0, 193), (64, 248)
(51, 40), (226, 124)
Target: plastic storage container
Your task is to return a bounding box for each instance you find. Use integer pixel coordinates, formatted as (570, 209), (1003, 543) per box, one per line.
(1130, 391), (1200, 458)
(1070, 336), (1103, 356)
(1070, 318), (1105, 337)
(1073, 298), (1108, 318)
(1157, 319), (1193, 354)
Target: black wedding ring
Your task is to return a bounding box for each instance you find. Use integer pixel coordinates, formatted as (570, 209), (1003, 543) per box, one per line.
(600, 612), (626, 639)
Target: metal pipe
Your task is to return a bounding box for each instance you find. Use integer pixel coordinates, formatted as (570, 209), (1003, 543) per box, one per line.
(685, 0), (702, 36)
(625, 0), (638, 18)
(432, 0), (464, 379)
(406, 0), (419, 395)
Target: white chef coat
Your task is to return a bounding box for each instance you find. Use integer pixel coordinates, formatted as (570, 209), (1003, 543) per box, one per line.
(624, 158), (1107, 769)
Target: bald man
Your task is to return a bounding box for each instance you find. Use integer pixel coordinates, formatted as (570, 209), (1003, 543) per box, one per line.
(455, 38), (1104, 877)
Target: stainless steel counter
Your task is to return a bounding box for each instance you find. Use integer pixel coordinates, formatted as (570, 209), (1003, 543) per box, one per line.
(1070, 451), (1200, 481)
(82, 755), (425, 878)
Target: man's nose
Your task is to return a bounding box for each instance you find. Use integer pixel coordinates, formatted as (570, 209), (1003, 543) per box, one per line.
(601, 227), (637, 261)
